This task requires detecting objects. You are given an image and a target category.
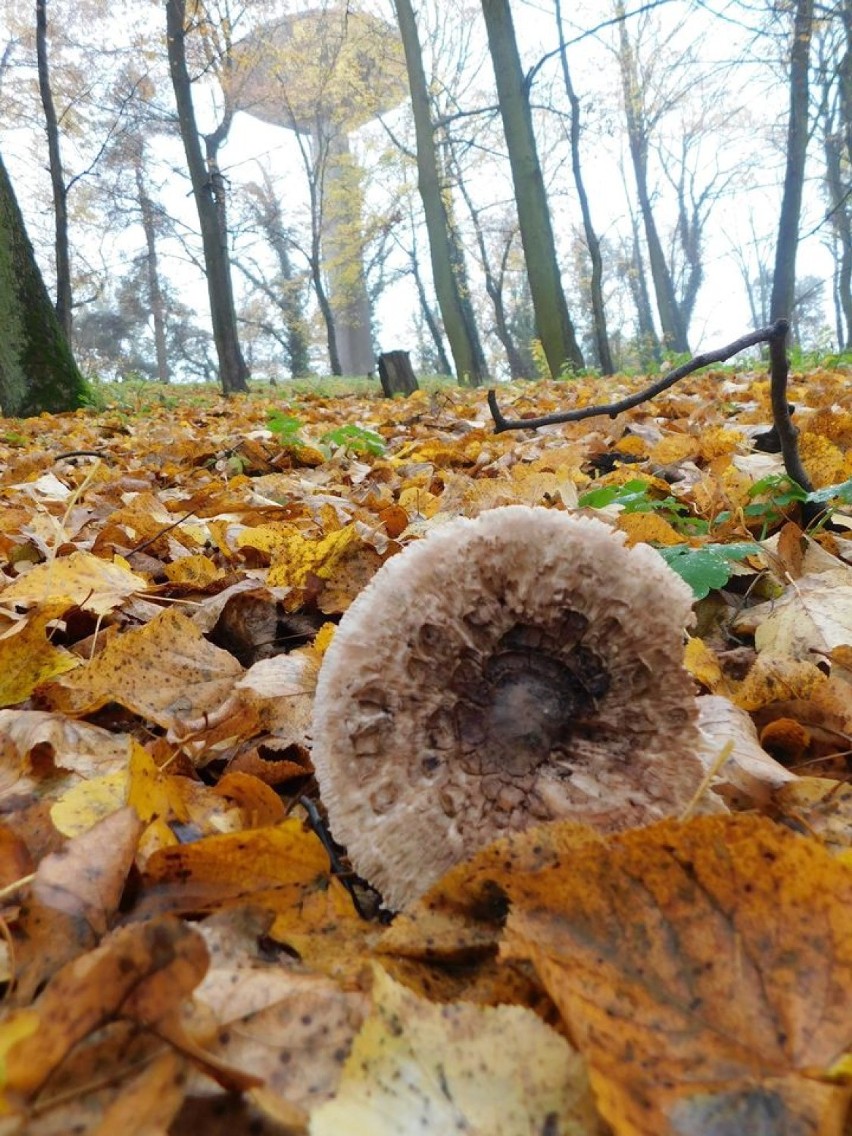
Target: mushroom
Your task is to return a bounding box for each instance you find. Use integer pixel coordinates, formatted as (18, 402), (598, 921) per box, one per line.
(311, 506), (705, 908)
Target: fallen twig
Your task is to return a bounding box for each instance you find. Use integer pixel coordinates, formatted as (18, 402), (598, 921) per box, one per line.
(488, 319), (814, 505)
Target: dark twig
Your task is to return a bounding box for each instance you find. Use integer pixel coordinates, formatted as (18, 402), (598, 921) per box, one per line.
(489, 318), (820, 522)
(488, 322), (785, 433)
(53, 450), (108, 462)
(129, 509), (197, 555)
(768, 321), (818, 522)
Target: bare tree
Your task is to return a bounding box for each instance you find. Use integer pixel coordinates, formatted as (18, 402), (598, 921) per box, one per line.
(165, 0), (249, 393)
(481, 0), (584, 377)
(35, 0), (71, 337)
(394, 0), (488, 385)
(615, 0), (690, 352)
(814, 12), (851, 348)
(770, 0), (815, 323)
(237, 172), (311, 378)
(555, 0), (613, 374)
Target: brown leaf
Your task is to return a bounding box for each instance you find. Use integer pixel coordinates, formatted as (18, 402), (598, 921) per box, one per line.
(2, 916), (208, 1102)
(503, 814), (852, 1135)
(37, 607), (243, 728)
(10, 807), (143, 1004)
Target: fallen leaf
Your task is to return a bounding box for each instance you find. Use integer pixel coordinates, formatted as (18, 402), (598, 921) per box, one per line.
(10, 808), (143, 1005)
(503, 814), (852, 1136)
(2, 916), (208, 1103)
(0, 551), (148, 614)
(135, 819), (331, 918)
(310, 965), (604, 1136)
(734, 568), (852, 660)
(0, 606), (80, 707)
(37, 606), (244, 728)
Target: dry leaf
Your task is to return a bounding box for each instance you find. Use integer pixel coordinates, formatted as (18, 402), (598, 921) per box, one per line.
(38, 607), (244, 728)
(503, 814), (852, 1136)
(310, 965), (604, 1136)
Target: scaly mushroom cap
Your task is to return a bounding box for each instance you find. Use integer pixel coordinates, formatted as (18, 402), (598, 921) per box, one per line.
(311, 506), (704, 908)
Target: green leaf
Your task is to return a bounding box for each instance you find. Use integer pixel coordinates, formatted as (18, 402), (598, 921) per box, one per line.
(805, 477), (852, 505)
(657, 542), (759, 599)
(266, 411), (305, 444)
(320, 423), (386, 456)
(747, 474), (808, 507)
(578, 479), (653, 509)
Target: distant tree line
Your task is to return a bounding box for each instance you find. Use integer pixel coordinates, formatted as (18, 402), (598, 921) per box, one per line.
(0, 0), (847, 411)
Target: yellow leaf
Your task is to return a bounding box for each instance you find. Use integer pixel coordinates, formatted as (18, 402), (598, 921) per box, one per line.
(684, 635), (725, 691)
(38, 607), (243, 727)
(310, 965), (603, 1136)
(0, 550), (148, 614)
(267, 524), (360, 590)
(616, 510), (685, 547)
(50, 769), (128, 837)
(0, 606), (80, 707)
(162, 554), (223, 586)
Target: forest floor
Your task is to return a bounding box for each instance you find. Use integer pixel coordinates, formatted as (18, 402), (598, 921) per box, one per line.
(0, 366), (851, 1134)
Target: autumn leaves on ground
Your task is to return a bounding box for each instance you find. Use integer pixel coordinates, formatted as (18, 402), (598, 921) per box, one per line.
(1, 367), (851, 1135)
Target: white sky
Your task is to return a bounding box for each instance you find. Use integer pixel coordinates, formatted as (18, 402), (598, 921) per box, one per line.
(0, 0), (841, 377)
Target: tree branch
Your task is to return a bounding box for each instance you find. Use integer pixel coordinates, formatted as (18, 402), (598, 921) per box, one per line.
(488, 319), (812, 494)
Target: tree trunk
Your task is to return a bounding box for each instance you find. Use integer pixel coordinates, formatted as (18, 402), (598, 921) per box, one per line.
(134, 157), (170, 383)
(260, 210), (311, 377)
(556, 0), (613, 375)
(770, 0), (814, 323)
(411, 252), (453, 376)
(823, 7), (851, 348)
(378, 350), (418, 396)
(453, 163), (528, 379)
(165, 0), (249, 394)
(616, 1), (689, 353)
(626, 208), (661, 364)
(35, 0), (72, 339)
(394, 0), (488, 386)
(0, 152), (88, 416)
(482, 0), (584, 377)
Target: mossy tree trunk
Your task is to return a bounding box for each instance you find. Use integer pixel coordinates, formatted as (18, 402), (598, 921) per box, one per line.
(0, 152), (88, 417)
(481, 0), (584, 377)
(394, 0), (489, 387)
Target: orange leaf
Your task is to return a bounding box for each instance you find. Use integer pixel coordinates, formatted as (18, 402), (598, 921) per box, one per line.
(503, 814), (852, 1135)
(136, 819), (331, 917)
(3, 916), (208, 1100)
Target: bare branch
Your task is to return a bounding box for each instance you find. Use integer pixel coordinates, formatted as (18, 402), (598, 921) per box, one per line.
(489, 318), (814, 503)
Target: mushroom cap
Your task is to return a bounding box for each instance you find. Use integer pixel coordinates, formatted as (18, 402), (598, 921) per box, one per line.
(230, 9), (408, 134)
(311, 506), (704, 908)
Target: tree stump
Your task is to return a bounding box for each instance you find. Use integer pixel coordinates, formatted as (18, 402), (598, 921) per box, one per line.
(378, 350), (418, 397)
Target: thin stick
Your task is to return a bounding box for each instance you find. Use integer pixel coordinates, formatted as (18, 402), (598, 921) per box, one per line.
(488, 319), (814, 499)
(488, 321), (784, 433)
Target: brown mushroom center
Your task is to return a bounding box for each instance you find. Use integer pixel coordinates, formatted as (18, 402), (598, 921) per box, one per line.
(450, 621), (611, 777)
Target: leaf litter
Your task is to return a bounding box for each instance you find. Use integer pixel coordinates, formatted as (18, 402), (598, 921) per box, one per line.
(0, 371), (851, 1134)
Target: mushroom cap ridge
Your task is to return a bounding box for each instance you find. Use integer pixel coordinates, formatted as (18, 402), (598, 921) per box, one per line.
(311, 506), (703, 908)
